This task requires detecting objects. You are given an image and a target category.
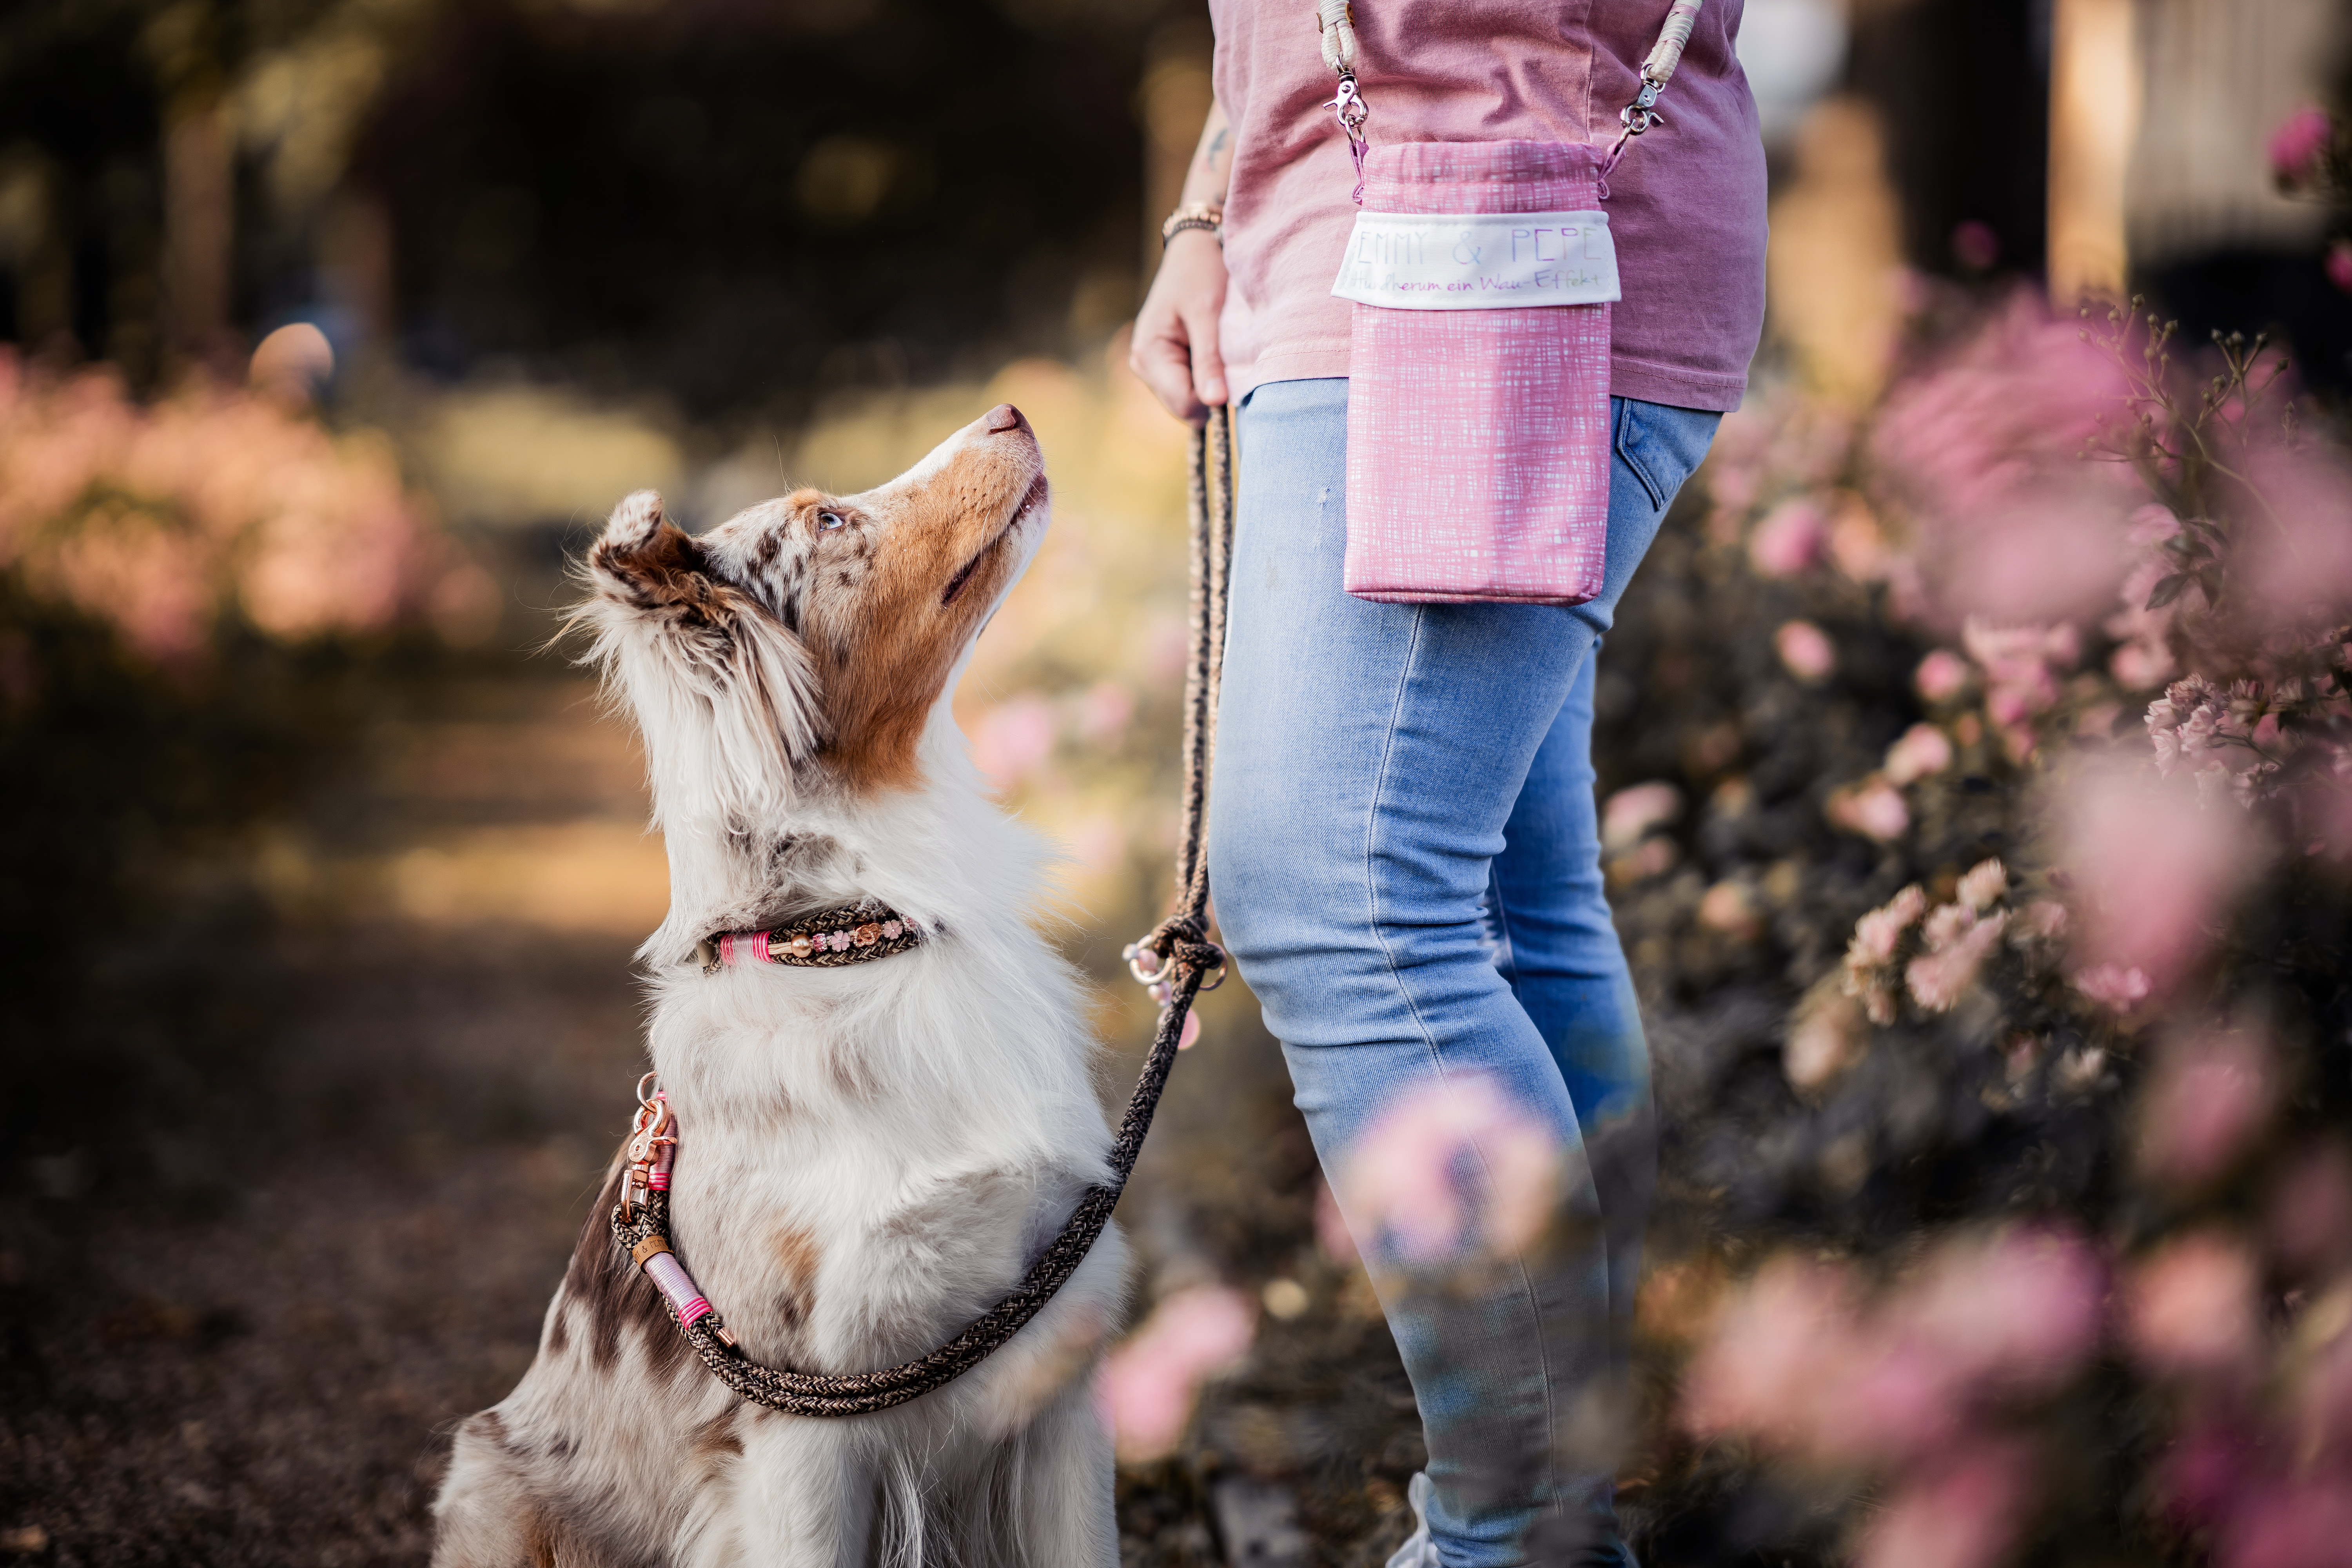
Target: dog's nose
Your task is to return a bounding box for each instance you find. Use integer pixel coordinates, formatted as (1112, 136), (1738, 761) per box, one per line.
(984, 403), (1027, 434)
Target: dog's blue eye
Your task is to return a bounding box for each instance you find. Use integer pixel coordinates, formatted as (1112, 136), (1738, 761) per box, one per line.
(818, 511), (846, 532)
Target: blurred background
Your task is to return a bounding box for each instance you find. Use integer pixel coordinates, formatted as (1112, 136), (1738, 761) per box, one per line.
(3, 2), (2352, 1565)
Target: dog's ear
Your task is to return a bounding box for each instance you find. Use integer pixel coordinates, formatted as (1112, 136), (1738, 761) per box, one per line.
(575, 491), (826, 822)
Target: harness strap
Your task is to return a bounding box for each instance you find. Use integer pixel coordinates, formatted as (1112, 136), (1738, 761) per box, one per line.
(610, 409), (1236, 1417)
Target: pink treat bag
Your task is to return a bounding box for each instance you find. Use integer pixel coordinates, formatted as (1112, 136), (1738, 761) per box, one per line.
(1341, 140), (1614, 607)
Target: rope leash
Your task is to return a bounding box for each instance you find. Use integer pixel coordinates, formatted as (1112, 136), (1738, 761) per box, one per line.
(609, 407), (1237, 1416)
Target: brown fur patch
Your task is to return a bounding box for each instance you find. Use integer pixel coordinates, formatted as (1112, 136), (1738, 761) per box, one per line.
(561, 1152), (693, 1381)
(690, 1409), (744, 1462)
(771, 1225), (821, 1333)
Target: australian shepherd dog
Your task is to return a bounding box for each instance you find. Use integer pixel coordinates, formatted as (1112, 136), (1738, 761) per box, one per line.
(432, 405), (1126, 1568)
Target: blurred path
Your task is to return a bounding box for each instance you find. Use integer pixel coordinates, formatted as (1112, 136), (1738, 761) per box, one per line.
(1, 664), (660, 1566)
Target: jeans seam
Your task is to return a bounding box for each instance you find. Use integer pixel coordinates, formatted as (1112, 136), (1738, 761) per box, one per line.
(1363, 608), (1445, 1078)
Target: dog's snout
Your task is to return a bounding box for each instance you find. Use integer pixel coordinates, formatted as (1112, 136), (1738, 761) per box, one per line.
(984, 403), (1026, 435)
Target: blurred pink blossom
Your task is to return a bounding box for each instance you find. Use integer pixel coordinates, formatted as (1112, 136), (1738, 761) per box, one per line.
(1775, 619), (1835, 681)
(1956, 858), (2008, 911)
(1313, 1176), (1357, 1265)
(2136, 1027), (2276, 1187)
(1868, 296), (2140, 630)
(2125, 1231), (2259, 1377)
(2070, 962), (2152, 1013)
(2054, 759), (2258, 995)
(1686, 1226), (2101, 1472)
(1099, 1285), (1257, 1461)
(2225, 1481), (2352, 1568)
(1602, 781), (1682, 853)
(1828, 777), (1909, 842)
(2236, 442), (2352, 615)
(1827, 494), (1895, 583)
(2270, 106), (2337, 184)
(2266, 1144), (2352, 1275)
(1336, 1074), (1564, 1267)
(970, 696), (1058, 788)
(0, 348), (448, 666)
(1748, 497), (1827, 578)
(1074, 679), (1136, 745)
(1849, 886), (1929, 967)
(1883, 724), (1954, 786)
(1915, 648), (1973, 704)
(1857, 1443), (2031, 1568)
(1906, 906), (2006, 1013)
(2329, 240), (2352, 296)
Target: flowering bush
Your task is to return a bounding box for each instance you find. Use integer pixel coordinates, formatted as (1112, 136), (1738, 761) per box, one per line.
(0, 347), (471, 666)
(1577, 288), (2352, 1564)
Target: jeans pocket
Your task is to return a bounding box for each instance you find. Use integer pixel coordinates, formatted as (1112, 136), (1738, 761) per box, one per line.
(1613, 398), (1722, 515)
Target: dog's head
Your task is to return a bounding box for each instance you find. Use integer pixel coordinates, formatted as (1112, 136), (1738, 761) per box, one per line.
(575, 403), (1048, 826)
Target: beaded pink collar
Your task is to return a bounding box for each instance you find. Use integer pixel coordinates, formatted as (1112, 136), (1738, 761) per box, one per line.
(692, 901), (922, 975)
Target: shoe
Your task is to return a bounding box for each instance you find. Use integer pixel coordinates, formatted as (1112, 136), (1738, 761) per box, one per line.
(1385, 1472), (1439, 1568)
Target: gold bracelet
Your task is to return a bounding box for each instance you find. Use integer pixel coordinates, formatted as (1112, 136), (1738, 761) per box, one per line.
(1160, 202), (1224, 248)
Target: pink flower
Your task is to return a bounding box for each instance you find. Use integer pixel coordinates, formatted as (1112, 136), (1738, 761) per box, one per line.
(1099, 1285), (1257, 1461)
(1956, 858), (2007, 911)
(2071, 962), (2152, 1012)
(1748, 497), (1827, 577)
(2125, 1231), (2259, 1377)
(2137, 1027), (2276, 1187)
(2225, 1481), (2352, 1568)
(1828, 777), (1909, 842)
(1681, 1255), (1858, 1444)
(2054, 760), (2257, 995)
(1915, 648), (1973, 704)
(2268, 1144), (2352, 1274)
(969, 696), (1057, 788)
(2270, 106), (2336, 185)
(1601, 781), (1682, 853)
(1897, 1226), (2104, 1393)
(1312, 1176), (1357, 1265)
(1858, 1443), (2032, 1568)
(1336, 1075), (1565, 1267)
(1697, 879), (1764, 938)
(1869, 297), (2141, 629)
(1775, 619), (1835, 681)
(1849, 885), (1929, 967)
(1074, 680), (1135, 745)
(2329, 240), (2352, 296)
(1906, 907), (2006, 1012)
(1883, 723), (1954, 786)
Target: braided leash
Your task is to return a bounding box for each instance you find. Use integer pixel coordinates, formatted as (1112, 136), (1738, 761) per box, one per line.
(610, 407), (1237, 1416)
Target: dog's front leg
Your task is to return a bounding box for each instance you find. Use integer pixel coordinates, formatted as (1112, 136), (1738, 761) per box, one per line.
(712, 1416), (876, 1568)
(1009, 1375), (1119, 1568)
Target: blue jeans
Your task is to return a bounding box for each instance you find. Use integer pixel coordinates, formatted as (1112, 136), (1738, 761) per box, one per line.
(1207, 380), (1720, 1568)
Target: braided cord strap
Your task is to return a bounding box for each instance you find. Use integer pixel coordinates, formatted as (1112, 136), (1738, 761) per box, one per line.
(614, 410), (1235, 1417)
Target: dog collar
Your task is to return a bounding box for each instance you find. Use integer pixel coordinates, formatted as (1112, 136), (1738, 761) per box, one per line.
(693, 901), (922, 975)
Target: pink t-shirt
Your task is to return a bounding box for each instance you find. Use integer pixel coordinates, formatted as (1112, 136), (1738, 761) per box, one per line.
(1209, 0), (1767, 412)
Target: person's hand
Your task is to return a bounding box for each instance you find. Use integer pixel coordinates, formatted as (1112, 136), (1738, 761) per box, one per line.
(1130, 229), (1229, 426)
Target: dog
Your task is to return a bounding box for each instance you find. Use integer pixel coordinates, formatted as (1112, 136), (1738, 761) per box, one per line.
(433, 404), (1127, 1568)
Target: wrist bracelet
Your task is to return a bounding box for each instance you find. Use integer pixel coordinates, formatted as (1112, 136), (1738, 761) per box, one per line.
(1160, 203), (1224, 248)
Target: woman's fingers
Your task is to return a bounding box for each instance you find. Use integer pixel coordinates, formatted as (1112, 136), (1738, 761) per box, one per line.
(1131, 233), (1229, 426)
(1185, 301), (1228, 413)
(1131, 309), (1207, 425)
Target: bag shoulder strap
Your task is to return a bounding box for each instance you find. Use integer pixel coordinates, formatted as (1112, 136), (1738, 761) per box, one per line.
(1312, 0), (1708, 201)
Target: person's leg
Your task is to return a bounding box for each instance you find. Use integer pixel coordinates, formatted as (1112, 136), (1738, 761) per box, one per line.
(1208, 383), (1716, 1568)
(1485, 656), (1656, 1417)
